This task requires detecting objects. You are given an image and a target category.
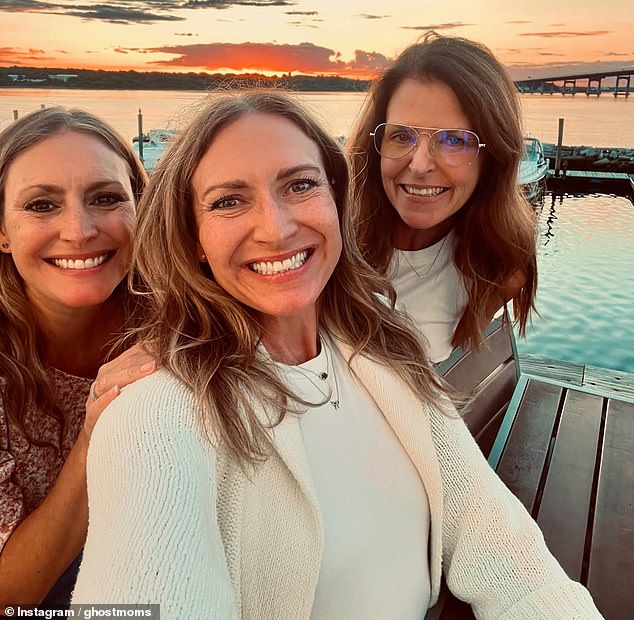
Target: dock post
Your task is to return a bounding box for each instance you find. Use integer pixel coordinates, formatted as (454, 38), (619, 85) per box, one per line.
(137, 108), (144, 164)
(13, 110), (18, 120)
(554, 118), (564, 177)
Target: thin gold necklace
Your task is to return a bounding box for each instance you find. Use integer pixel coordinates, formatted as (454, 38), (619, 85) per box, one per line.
(400, 235), (448, 279)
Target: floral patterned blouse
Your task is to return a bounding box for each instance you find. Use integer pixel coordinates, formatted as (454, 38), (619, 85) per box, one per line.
(0, 368), (91, 551)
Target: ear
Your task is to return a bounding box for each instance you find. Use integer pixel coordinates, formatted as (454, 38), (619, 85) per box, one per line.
(0, 228), (10, 254)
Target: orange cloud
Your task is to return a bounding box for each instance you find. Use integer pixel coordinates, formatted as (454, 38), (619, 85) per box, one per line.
(143, 42), (391, 77)
(0, 46), (56, 65)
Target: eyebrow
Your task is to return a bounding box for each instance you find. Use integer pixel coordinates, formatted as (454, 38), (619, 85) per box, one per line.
(17, 179), (129, 196)
(198, 163), (324, 201)
(277, 164), (323, 180)
(388, 123), (473, 133)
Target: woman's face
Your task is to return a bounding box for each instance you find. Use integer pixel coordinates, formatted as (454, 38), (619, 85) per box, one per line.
(0, 130), (135, 319)
(192, 112), (342, 332)
(380, 78), (482, 249)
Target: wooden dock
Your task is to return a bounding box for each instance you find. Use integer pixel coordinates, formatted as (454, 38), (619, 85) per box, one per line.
(547, 169), (633, 195)
(426, 354), (634, 619)
(488, 357), (634, 619)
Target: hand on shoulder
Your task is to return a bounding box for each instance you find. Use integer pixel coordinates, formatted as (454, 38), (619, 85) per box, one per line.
(84, 344), (157, 440)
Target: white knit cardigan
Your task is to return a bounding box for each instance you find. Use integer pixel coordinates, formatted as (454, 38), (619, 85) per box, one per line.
(73, 340), (602, 619)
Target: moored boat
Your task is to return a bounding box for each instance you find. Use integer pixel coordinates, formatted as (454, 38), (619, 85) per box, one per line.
(518, 136), (549, 200)
(132, 129), (177, 172)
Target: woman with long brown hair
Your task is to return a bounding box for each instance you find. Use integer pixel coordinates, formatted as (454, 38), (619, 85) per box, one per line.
(73, 90), (599, 619)
(0, 107), (153, 608)
(348, 32), (537, 363)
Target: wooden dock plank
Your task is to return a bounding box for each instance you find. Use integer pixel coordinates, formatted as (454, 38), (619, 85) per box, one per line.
(495, 379), (562, 513)
(587, 398), (634, 618)
(546, 170), (632, 194)
(583, 365), (634, 402)
(535, 390), (603, 581)
(520, 354), (584, 385)
(519, 354), (634, 403)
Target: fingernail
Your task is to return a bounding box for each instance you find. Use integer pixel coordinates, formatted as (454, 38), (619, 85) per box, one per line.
(140, 360), (156, 372)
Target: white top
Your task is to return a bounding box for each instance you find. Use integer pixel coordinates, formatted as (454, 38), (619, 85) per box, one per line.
(278, 338), (431, 619)
(73, 338), (603, 619)
(390, 232), (468, 363)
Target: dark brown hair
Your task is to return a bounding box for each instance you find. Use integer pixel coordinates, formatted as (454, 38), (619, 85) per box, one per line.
(348, 32), (537, 351)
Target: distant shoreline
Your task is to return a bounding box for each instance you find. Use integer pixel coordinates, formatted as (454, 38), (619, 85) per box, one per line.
(0, 66), (371, 93)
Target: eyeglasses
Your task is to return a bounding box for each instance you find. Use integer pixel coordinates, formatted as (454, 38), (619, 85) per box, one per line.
(371, 123), (485, 167)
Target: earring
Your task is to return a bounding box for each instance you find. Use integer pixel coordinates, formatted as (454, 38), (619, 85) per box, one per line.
(1, 242), (8, 249)
(200, 254), (207, 263)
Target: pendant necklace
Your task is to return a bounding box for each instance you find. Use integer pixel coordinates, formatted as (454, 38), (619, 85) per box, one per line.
(401, 235), (448, 279)
(292, 340), (340, 410)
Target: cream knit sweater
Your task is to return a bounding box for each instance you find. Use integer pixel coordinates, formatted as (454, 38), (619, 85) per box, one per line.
(73, 340), (602, 619)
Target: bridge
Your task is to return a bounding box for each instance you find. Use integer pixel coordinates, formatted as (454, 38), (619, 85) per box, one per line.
(515, 68), (634, 97)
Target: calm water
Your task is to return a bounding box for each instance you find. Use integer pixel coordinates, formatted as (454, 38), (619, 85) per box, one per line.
(518, 192), (634, 373)
(1, 88), (633, 372)
(3, 88), (633, 147)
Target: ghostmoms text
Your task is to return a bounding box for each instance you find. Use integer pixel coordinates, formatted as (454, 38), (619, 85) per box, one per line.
(3, 605), (159, 619)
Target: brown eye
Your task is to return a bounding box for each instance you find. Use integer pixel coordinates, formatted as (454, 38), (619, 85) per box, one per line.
(93, 193), (124, 207)
(210, 195), (240, 210)
(25, 199), (56, 213)
(289, 178), (317, 193)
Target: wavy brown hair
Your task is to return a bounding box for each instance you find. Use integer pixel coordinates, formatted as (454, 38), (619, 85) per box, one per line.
(0, 106), (147, 447)
(131, 89), (451, 463)
(348, 32), (538, 351)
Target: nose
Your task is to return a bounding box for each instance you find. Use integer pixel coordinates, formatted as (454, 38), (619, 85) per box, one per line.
(59, 202), (99, 244)
(252, 192), (298, 244)
(408, 133), (436, 175)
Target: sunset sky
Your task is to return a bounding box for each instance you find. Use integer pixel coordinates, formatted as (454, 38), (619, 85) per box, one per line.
(1, 0), (633, 81)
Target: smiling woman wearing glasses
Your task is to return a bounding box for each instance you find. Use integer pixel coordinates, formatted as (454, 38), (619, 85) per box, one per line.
(349, 32), (537, 363)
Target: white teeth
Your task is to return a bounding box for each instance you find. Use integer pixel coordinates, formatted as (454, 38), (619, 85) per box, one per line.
(249, 250), (309, 275)
(404, 185), (445, 197)
(51, 254), (108, 270)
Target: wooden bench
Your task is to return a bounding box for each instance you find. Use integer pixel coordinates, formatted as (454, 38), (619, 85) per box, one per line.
(427, 361), (634, 619)
(436, 311), (519, 457)
(488, 374), (634, 619)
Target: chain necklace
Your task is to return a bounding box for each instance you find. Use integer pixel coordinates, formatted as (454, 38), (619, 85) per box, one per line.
(291, 340), (340, 410)
(400, 235), (448, 279)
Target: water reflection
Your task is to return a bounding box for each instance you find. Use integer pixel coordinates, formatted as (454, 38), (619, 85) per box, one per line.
(534, 191), (564, 245)
(518, 191), (634, 373)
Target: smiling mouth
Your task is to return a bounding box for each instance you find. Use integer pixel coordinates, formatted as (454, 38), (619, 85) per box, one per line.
(402, 185), (447, 197)
(49, 253), (110, 270)
(249, 249), (310, 276)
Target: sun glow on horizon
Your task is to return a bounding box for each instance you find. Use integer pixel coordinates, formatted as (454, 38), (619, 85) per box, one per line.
(1, 1), (632, 82)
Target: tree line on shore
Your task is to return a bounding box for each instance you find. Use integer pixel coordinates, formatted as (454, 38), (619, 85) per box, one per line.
(0, 66), (371, 92)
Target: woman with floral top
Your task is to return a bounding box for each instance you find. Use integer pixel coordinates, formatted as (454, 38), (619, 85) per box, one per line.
(0, 107), (154, 608)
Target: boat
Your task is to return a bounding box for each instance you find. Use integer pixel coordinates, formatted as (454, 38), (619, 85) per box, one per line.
(132, 129), (177, 172)
(518, 136), (549, 200)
